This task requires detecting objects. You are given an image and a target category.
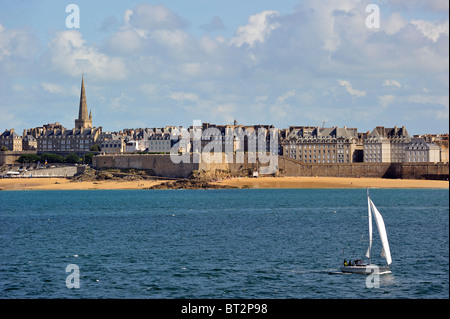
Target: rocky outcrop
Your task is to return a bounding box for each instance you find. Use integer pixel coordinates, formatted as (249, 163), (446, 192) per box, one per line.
(148, 179), (236, 190)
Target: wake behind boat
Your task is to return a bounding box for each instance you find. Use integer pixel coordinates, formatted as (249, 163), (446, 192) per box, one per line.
(341, 189), (392, 274)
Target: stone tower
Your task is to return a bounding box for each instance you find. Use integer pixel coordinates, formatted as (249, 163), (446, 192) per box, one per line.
(75, 74), (92, 129)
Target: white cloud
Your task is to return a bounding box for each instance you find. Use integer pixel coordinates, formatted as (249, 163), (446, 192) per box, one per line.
(410, 19), (449, 42)
(276, 90), (296, 104)
(338, 80), (366, 97)
(41, 82), (78, 96)
(170, 92), (199, 102)
(378, 94), (396, 107)
(123, 9), (133, 27)
(0, 24), (38, 61)
(255, 95), (268, 103)
(384, 13), (408, 35)
(230, 11), (281, 47)
(111, 92), (134, 110)
(128, 3), (189, 31)
(45, 31), (127, 80)
(139, 84), (159, 96)
(200, 16), (227, 32)
(383, 79), (402, 88)
(107, 29), (142, 55)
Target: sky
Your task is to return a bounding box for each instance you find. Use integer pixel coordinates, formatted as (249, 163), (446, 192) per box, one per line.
(0, 0), (448, 135)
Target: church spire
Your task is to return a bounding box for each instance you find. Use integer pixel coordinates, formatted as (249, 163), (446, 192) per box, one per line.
(75, 74), (92, 129)
(78, 74), (88, 120)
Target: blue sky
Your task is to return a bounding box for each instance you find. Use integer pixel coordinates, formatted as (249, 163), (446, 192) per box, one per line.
(0, 0), (448, 135)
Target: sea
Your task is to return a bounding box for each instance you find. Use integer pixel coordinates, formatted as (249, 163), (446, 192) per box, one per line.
(0, 188), (448, 299)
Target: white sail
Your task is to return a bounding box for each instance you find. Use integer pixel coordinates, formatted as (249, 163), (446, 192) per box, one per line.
(365, 192), (372, 261)
(369, 199), (392, 265)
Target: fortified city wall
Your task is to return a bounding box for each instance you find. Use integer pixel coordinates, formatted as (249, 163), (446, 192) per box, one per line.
(92, 154), (449, 180)
(0, 151), (37, 165)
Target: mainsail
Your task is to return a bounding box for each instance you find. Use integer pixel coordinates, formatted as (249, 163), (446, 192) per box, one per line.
(369, 198), (392, 265)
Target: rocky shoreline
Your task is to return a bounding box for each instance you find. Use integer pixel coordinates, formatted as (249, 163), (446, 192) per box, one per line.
(148, 179), (237, 190)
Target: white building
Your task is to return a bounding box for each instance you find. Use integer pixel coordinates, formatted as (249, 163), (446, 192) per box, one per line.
(146, 135), (172, 153)
(364, 126), (411, 163)
(125, 140), (145, 153)
(405, 138), (440, 163)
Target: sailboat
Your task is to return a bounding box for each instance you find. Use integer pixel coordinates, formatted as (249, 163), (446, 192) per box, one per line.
(340, 189), (392, 274)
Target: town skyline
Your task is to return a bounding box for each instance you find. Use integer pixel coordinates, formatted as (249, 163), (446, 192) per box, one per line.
(1, 1), (448, 135)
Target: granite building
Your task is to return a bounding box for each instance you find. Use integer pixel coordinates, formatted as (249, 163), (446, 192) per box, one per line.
(363, 126), (411, 163)
(281, 126), (362, 163)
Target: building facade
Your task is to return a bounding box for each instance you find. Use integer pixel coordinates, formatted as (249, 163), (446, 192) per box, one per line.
(405, 137), (440, 163)
(364, 126), (411, 163)
(0, 129), (22, 151)
(281, 126), (362, 163)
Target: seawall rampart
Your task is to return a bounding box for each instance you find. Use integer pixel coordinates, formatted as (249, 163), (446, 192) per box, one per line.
(92, 154), (449, 180)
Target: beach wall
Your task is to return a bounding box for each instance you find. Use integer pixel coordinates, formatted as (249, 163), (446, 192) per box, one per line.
(92, 154), (449, 180)
(21, 166), (78, 178)
(0, 151), (37, 165)
(277, 156), (449, 179)
(93, 154), (198, 178)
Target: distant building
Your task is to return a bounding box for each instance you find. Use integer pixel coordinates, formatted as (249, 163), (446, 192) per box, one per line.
(125, 140), (144, 153)
(413, 133), (448, 163)
(29, 75), (102, 155)
(0, 129), (22, 151)
(98, 132), (125, 154)
(34, 126), (102, 154)
(405, 137), (440, 163)
(364, 126), (411, 163)
(147, 134), (172, 153)
(195, 122), (277, 154)
(22, 130), (37, 150)
(100, 139), (125, 154)
(281, 126), (362, 163)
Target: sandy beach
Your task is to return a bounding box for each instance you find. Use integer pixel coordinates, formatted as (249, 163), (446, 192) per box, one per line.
(0, 178), (170, 191)
(214, 176), (449, 189)
(0, 176), (447, 190)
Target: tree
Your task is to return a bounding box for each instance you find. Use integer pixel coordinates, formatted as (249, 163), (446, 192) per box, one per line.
(17, 154), (41, 163)
(40, 153), (65, 163)
(0, 146), (8, 151)
(65, 153), (81, 164)
(83, 153), (94, 165)
(90, 144), (100, 152)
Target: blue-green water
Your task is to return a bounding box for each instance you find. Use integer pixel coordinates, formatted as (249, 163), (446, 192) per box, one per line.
(0, 189), (448, 299)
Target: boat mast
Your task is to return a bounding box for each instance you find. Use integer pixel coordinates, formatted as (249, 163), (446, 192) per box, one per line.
(366, 188), (372, 265)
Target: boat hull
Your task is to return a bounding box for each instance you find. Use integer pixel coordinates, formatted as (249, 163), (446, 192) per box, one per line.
(340, 265), (391, 274)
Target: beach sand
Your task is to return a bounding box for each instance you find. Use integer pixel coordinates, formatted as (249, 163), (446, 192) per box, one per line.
(0, 178), (170, 191)
(0, 176), (447, 190)
(213, 176), (449, 189)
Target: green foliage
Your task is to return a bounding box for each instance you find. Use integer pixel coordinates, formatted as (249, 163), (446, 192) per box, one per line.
(83, 153), (94, 164)
(0, 146), (8, 151)
(90, 144), (100, 152)
(65, 153), (81, 164)
(17, 154), (41, 163)
(16, 152), (93, 165)
(40, 153), (66, 163)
